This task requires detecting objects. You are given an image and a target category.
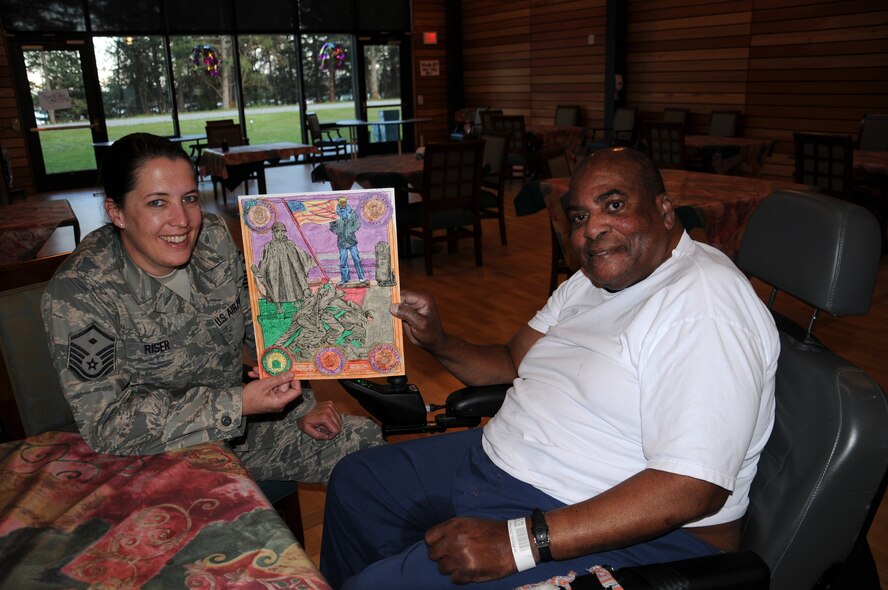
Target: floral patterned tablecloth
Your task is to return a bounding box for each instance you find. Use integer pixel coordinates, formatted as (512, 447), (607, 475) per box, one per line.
(685, 135), (775, 175)
(324, 153), (425, 192)
(0, 431), (330, 589)
(0, 200), (80, 264)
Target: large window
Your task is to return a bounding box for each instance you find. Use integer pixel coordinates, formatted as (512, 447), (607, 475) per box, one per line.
(300, 34), (354, 126)
(94, 36), (172, 141)
(239, 34), (304, 144)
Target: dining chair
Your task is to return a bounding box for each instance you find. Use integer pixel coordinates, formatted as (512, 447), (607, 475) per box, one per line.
(480, 130), (511, 245)
(399, 140), (485, 276)
(478, 108), (503, 133)
(534, 144), (571, 180)
(204, 119), (256, 205)
(489, 114), (530, 179)
(0, 254), (306, 544)
(793, 132), (854, 199)
(554, 105), (581, 127)
(643, 121), (687, 169)
(588, 106), (638, 151)
(306, 112), (348, 162)
(662, 107), (689, 127)
(708, 110), (742, 137)
(858, 114), (888, 151)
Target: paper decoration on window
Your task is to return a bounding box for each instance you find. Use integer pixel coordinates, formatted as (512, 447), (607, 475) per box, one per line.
(192, 45), (223, 78)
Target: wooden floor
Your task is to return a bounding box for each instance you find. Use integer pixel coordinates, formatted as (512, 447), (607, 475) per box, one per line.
(30, 162), (888, 584)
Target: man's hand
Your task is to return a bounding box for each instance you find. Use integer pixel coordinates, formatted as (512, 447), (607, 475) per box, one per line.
(425, 517), (517, 584)
(389, 290), (445, 352)
(297, 400), (342, 440)
(242, 371), (302, 416)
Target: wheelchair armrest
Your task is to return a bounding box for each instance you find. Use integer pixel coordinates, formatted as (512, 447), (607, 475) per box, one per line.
(570, 550), (769, 590)
(445, 384), (511, 418)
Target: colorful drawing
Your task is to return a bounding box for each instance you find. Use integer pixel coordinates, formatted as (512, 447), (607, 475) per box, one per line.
(239, 189), (404, 379)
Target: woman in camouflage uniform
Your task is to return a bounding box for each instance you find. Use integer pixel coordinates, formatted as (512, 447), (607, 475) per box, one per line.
(42, 133), (383, 484)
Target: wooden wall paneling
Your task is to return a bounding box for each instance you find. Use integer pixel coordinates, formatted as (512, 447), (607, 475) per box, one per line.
(0, 22), (32, 197)
(625, 1), (752, 134)
(748, 2), (888, 179)
(412, 0), (451, 143)
(528, 0), (606, 128)
(461, 0), (607, 135)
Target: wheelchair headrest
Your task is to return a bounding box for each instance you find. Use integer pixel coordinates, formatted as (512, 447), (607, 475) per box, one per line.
(736, 190), (881, 316)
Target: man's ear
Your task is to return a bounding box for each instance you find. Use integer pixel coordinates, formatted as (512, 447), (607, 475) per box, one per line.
(657, 192), (677, 229)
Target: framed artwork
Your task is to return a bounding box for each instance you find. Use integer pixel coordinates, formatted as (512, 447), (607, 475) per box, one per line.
(239, 189), (404, 379)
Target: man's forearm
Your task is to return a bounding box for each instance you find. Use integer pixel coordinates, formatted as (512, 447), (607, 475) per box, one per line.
(427, 333), (518, 386)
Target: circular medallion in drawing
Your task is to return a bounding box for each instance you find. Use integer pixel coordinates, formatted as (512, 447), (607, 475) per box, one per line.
(315, 346), (347, 375)
(243, 201), (276, 233)
(261, 346), (293, 376)
(358, 192), (392, 227)
(368, 343), (401, 373)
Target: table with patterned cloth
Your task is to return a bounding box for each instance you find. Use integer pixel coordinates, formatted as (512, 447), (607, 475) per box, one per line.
(519, 169), (813, 264)
(323, 153), (425, 192)
(685, 135), (775, 175)
(200, 143), (318, 193)
(0, 199), (80, 264)
(854, 150), (888, 177)
(525, 124), (587, 168)
(0, 430), (330, 589)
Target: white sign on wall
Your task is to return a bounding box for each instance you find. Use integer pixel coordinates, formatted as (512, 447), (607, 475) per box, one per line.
(419, 60), (440, 77)
(38, 89), (72, 111)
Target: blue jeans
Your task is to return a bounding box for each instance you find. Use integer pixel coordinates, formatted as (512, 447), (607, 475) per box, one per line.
(339, 245), (364, 282)
(320, 429), (719, 590)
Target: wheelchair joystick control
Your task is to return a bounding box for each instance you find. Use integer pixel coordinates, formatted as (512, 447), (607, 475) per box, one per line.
(388, 375), (408, 391)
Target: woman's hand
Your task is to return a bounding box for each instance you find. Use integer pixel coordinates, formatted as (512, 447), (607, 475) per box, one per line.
(297, 400), (342, 440)
(242, 371), (302, 416)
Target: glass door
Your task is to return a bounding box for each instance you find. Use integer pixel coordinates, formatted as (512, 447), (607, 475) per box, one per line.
(10, 39), (106, 191)
(356, 38), (404, 156)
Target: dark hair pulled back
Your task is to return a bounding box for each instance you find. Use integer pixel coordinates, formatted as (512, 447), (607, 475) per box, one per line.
(100, 133), (191, 206)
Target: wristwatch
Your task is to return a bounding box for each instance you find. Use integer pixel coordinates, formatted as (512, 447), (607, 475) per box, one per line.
(531, 509), (552, 563)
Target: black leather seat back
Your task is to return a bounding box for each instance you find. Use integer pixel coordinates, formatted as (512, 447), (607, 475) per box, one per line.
(736, 190), (888, 588)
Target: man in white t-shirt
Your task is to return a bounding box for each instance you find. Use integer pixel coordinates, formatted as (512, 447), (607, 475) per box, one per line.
(320, 147), (780, 590)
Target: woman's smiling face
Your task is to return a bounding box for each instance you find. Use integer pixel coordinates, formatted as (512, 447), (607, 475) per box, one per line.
(105, 156), (202, 276)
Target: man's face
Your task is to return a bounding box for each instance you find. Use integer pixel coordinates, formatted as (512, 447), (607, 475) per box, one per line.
(567, 159), (677, 291)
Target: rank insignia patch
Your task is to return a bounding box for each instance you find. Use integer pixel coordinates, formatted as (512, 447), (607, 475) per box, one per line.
(68, 324), (116, 381)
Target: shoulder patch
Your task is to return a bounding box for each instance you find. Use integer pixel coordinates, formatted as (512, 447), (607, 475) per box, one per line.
(67, 324), (116, 381)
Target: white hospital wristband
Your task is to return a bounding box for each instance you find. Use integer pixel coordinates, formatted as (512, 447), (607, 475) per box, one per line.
(507, 517), (536, 572)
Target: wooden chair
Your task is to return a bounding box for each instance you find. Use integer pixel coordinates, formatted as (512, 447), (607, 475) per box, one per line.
(306, 112), (347, 162)
(554, 105), (581, 127)
(708, 110), (742, 137)
(0, 254), (305, 545)
(793, 132), (854, 199)
(644, 121), (687, 169)
(534, 144), (571, 180)
(204, 119), (256, 205)
(588, 106), (638, 150)
(662, 107), (689, 126)
(478, 108), (503, 133)
(858, 114), (888, 151)
(480, 130), (510, 245)
(400, 141), (485, 276)
(489, 114), (529, 179)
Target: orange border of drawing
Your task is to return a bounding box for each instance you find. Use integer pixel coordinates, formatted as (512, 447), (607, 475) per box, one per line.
(238, 189), (405, 379)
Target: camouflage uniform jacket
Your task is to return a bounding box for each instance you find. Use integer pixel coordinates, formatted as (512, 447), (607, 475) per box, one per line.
(42, 212), (312, 455)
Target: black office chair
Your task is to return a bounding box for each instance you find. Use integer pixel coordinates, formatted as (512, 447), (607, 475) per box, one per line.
(340, 190), (888, 588)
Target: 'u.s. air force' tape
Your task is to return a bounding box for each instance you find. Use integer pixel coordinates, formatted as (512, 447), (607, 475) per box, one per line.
(67, 323), (116, 381)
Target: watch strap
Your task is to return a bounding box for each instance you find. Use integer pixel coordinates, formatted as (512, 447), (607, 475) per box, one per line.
(531, 508), (552, 563)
